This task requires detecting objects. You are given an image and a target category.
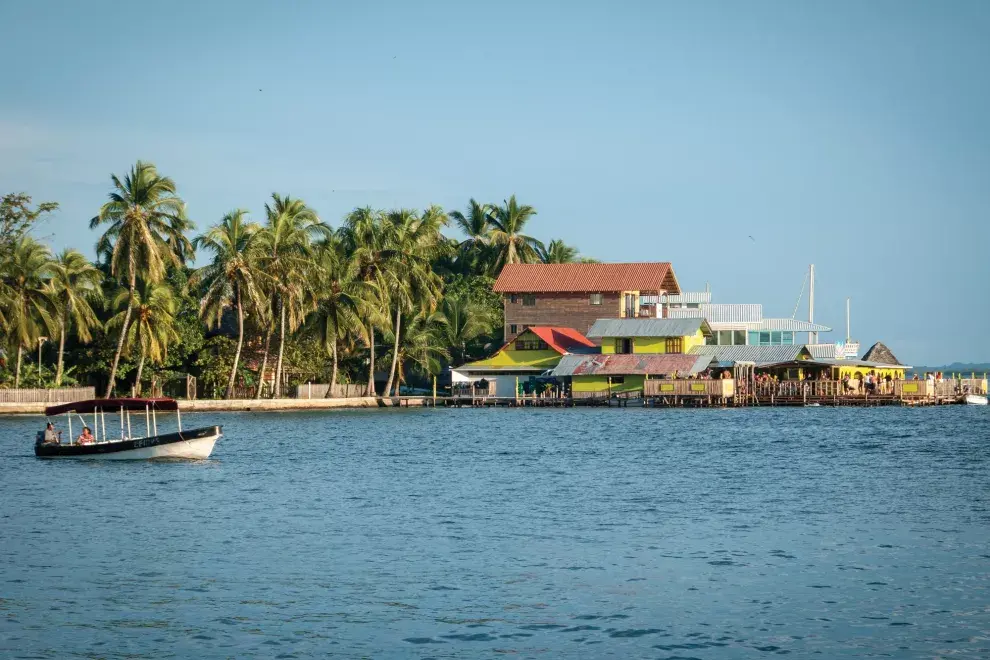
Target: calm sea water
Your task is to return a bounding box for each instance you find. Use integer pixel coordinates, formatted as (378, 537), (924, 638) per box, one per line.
(1, 407), (989, 658)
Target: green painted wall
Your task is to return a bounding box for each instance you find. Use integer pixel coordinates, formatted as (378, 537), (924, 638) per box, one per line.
(572, 374), (646, 393)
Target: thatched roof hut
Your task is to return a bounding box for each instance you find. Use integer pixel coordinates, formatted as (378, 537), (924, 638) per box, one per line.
(862, 342), (901, 365)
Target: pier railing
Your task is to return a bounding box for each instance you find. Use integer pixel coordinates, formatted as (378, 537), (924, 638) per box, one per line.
(644, 379), (735, 398)
(0, 387), (95, 404)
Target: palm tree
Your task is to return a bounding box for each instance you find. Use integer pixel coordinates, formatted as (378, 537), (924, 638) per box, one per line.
(191, 209), (263, 399)
(384, 310), (449, 395)
(489, 195), (543, 272)
(254, 194), (328, 398)
(47, 249), (103, 386)
(449, 198), (494, 275)
(1, 237), (54, 387)
(439, 293), (494, 365)
(107, 281), (180, 394)
(538, 239), (579, 264)
(306, 237), (363, 397)
(91, 161), (189, 397)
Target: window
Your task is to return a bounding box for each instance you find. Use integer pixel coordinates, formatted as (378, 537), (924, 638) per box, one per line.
(610, 376), (625, 384)
(718, 330), (733, 346)
(781, 331), (794, 345)
(733, 330), (746, 346)
(686, 303), (701, 309)
(770, 331), (782, 345)
(590, 293), (604, 305)
(515, 339), (549, 351)
(510, 294), (517, 304)
(759, 332), (771, 346)
(615, 338), (633, 354)
(706, 334), (718, 346)
(509, 324), (517, 335)
(665, 337), (683, 354)
(522, 294), (536, 306)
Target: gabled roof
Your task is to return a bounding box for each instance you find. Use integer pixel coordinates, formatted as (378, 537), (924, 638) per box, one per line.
(587, 318), (712, 338)
(526, 326), (598, 354)
(861, 342), (902, 366)
(552, 353), (714, 377)
(493, 262), (679, 294)
(688, 344), (813, 366)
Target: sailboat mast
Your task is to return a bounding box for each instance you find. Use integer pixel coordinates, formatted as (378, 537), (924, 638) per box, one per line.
(808, 264), (816, 344)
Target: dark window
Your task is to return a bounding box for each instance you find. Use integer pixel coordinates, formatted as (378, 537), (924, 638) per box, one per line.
(522, 294), (536, 306)
(590, 293), (604, 305)
(615, 338), (633, 354)
(509, 324), (517, 335)
(509, 294), (517, 304)
(733, 330), (746, 346)
(705, 334), (717, 346)
(515, 339), (549, 351)
(665, 337), (684, 354)
(759, 332), (771, 346)
(610, 376), (625, 384)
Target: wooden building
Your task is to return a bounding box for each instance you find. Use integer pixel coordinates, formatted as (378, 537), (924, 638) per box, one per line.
(492, 262), (681, 343)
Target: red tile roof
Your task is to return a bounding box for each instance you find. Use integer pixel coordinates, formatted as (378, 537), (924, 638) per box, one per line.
(493, 262), (679, 294)
(527, 326), (598, 355)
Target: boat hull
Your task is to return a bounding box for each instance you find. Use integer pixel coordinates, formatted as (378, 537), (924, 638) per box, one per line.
(964, 394), (988, 406)
(35, 425), (222, 459)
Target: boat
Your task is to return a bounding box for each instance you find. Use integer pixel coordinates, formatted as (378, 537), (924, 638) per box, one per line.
(964, 394), (988, 406)
(35, 398), (221, 459)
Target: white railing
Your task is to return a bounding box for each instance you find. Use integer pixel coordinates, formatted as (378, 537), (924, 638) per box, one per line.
(0, 387), (96, 404)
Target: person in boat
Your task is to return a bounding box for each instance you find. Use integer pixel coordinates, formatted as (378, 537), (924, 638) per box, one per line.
(77, 427), (94, 445)
(39, 422), (60, 446)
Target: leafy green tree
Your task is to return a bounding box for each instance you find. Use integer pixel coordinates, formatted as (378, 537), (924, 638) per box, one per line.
(439, 292), (494, 366)
(91, 161), (190, 397)
(47, 249), (104, 386)
(1, 236), (55, 387)
(538, 239), (579, 264)
(449, 198), (494, 275)
(254, 194), (328, 397)
(489, 195), (543, 272)
(107, 281), (180, 394)
(0, 193), (58, 254)
(191, 209), (263, 399)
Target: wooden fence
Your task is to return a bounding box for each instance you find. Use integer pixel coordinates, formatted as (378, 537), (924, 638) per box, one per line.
(0, 387), (96, 404)
(644, 379), (735, 398)
(295, 383), (370, 399)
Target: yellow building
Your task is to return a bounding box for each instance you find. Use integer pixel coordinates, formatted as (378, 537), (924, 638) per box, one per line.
(553, 318), (716, 395)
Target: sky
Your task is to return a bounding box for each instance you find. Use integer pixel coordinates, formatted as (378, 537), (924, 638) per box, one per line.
(1, 0), (988, 365)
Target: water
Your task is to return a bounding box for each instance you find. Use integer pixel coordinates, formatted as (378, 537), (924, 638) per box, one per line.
(2, 407), (989, 658)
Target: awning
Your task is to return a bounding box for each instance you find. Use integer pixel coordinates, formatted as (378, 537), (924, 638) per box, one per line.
(46, 398), (179, 416)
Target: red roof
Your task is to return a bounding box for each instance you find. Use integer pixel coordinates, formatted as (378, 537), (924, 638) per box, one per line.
(493, 262), (680, 294)
(527, 326), (598, 354)
(46, 398), (179, 416)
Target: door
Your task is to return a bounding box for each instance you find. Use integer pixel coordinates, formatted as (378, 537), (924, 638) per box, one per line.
(624, 293), (636, 318)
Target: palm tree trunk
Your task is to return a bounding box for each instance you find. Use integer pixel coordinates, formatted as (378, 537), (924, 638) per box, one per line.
(326, 338), (339, 398)
(226, 290), (244, 399)
(255, 327), (273, 400)
(56, 315), (67, 387)
(393, 356), (403, 396)
(134, 348), (146, 396)
(273, 300), (287, 398)
(384, 306), (401, 396)
(366, 325), (376, 396)
(14, 345), (23, 389)
(105, 281), (135, 398)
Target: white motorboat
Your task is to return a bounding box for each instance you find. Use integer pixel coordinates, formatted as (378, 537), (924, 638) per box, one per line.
(35, 398), (221, 459)
(964, 394), (988, 406)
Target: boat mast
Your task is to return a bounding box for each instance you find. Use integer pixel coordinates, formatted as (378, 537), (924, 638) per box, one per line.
(846, 297), (851, 341)
(808, 264), (816, 345)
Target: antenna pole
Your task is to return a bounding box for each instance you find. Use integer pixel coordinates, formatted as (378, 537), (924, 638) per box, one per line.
(808, 264), (816, 344)
(846, 297), (851, 341)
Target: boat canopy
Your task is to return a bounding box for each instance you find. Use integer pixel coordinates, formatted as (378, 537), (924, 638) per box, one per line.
(45, 398), (179, 416)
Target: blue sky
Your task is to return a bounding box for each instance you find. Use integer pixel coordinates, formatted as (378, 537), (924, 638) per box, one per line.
(1, 1), (988, 365)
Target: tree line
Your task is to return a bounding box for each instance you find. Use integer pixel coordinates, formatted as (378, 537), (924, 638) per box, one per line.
(0, 161), (594, 398)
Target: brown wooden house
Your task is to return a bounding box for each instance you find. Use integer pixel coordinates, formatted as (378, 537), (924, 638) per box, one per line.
(492, 262), (681, 343)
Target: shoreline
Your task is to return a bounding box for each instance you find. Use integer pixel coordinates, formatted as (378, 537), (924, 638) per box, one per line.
(0, 396), (434, 416)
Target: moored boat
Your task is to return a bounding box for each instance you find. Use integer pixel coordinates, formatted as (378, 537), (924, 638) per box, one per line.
(35, 398), (221, 459)
(963, 394), (988, 406)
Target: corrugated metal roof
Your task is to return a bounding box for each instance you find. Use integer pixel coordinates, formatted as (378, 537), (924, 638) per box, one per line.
(757, 318), (832, 332)
(688, 344), (812, 365)
(492, 262), (679, 294)
(552, 353), (714, 377)
(586, 318), (712, 338)
(807, 344), (837, 359)
(667, 304), (763, 323)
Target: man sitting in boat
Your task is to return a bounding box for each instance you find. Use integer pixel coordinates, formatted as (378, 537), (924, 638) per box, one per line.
(37, 422), (60, 446)
(77, 427), (94, 445)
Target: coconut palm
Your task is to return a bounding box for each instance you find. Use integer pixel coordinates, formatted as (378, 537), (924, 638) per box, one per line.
(439, 293), (494, 365)
(538, 239), (579, 264)
(383, 310), (449, 395)
(254, 193), (328, 397)
(489, 195), (543, 272)
(191, 209), (263, 399)
(47, 249), (104, 386)
(449, 198), (494, 274)
(1, 236), (54, 387)
(90, 160), (189, 397)
(107, 281), (180, 394)
(305, 237), (363, 397)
